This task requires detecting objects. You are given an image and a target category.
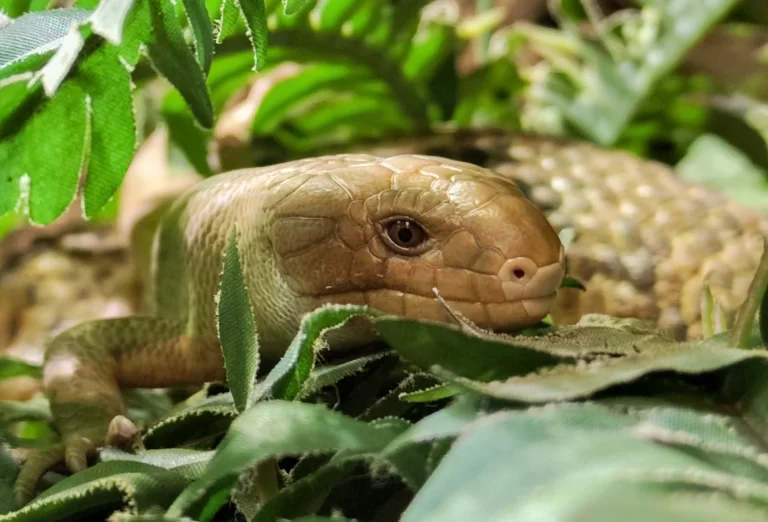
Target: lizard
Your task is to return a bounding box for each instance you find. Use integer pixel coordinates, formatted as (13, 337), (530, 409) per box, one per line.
(6, 129), (767, 504)
(12, 149), (566, 503)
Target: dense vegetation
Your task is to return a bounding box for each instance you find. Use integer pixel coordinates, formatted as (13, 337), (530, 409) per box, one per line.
(1, 0), (768, 521)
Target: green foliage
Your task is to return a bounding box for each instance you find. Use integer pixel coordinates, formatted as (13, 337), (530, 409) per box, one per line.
(3, 0), (768, 520)
(503, 0), (742, 145)
(217, 231), (260, 413)
(4, 243), (768, 520)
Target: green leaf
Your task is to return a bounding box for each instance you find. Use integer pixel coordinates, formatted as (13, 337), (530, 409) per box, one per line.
(0, 9), (91, 73)
(676, 134), (768, 211)
(0, 397), (50, 427)
(441, 341), (768, 404)
(0, 447), (18, 515)
(250, 419), (409, 521)
(235, 0), (268, 71)
(532, 0), (741, 144)
(216, 231), (259, 413)
(0, 357), (40, 381)
(181, 0), (214, 72)
(0, 461), (190, 522)
(250, 63), (371, 133)
(298, 351), (391, 399)
(373, 318), (566, 382)
(401, 407), (768, 522)
(100, 448), (215, 481)
(78, 44), (136, 218)
(162, 91), (213, 177)
(136, 0), (213, 128)
(167, 401), (405, 520)
(561, 275), (586, 291)
(250, 304), (381, 404)
(282, 0), (315, 16)
(1, 81), (87, 223)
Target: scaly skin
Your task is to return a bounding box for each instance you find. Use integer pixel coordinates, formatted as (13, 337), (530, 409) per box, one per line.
(15, 153), (564, 503)
(359, 129), (768, 339)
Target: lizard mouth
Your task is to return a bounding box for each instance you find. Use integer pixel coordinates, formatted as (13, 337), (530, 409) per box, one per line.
(302, 249), (565, 331)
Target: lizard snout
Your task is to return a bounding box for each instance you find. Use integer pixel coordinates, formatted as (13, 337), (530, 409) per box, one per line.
(497, 246), (565, 319)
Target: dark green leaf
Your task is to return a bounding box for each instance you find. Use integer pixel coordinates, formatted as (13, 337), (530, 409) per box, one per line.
(0, 461), (190, 522)
(167, 401), (405, 520)
(181, 0), (214, 72)
(3, 81), (87, 223)
(374, 318), (566, 382)
(561, 275), (586, 291)
(217, 231), (259, 413)
(250, 304), (381, 403)
(138, 0), (213, 128)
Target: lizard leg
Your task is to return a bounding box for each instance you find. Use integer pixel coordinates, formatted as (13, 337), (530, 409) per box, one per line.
(15, 316), (224, 504)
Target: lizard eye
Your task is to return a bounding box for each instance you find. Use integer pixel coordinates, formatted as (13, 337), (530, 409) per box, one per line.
(381, 218), (429, 255)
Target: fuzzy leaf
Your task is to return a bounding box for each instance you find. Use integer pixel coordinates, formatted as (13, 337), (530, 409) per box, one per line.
(217, 231), (259, 413)
(136, 0), (213, 128)
(0, 80), (87, 223)
(438, 342), (768, 404)
(282, 0), (315, 16)
(0, 9), (90, 73)
(250, 419), (409, 521)
(401, 407), (768, 522)
(167, 401), (406, 520)
(78, 44), (136, 218)
(249, 304), (381, 404)
(373, 318), (566, 382)
(0, 448), (18, 515)
(181, 0), (214, 72)
(235, 0), (268, 71)
(297, 351), (391, 399)
(0, 461), (190, 522)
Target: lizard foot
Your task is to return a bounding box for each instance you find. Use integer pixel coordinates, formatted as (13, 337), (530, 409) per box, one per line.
(14, 415), (142, 507)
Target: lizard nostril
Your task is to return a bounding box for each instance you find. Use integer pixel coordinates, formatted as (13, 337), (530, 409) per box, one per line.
(498, 257), (537, 286)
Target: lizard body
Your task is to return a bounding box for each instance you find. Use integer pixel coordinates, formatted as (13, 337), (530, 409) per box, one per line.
(14, 150), (564, 501)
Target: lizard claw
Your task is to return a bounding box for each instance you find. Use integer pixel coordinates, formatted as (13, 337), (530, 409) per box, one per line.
(13, 415), (138, 507)
(105, 415), (144, 451)
(14, 443), (66, 507)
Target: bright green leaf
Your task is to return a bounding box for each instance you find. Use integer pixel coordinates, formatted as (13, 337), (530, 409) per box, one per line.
(78, 45), (136, 218)
(235, 0), (268, 71)
(282, 0), (315, 16)
(0, 357), (40, 381)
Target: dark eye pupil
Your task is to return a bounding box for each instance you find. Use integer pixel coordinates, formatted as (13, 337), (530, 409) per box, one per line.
(385, 219), (426, 252)
(397, 227), (413, 244)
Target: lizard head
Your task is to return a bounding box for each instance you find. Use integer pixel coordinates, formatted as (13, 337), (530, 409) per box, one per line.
(268, 154), (565, 331)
